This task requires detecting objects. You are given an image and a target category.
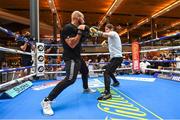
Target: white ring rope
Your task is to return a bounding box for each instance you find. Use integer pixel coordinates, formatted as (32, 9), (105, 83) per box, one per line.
(44, 67), (132, 74)
(145, 68), (180, 74)
(140, 46), (180, 53)
(45, 62), (109, 66)
(0, 73), (36, 89)
(45, 46), (180, 57)
(0, 46), (34, 55)
(0, 46), (34, 90)
(45, 52), (132, 56)
(45, 60), (180, 67)
(146, 60), (180, 62)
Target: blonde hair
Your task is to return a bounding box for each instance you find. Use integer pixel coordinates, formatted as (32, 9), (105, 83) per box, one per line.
(71, 11), (84, 20)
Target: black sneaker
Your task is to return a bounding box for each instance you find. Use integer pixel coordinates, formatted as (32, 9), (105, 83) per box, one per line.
(97, 93), (112, 100)
(100, 91), (106, 95)
(100, 90), (109, 95)
(111, 82), (120, 87)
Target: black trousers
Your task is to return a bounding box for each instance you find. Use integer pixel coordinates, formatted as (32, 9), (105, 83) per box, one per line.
(47, 58), (89, 101)
(103, 57), (123, 93)
(79, 58), (89, 89)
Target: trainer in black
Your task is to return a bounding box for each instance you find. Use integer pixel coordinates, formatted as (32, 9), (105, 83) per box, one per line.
(97, 93), (112, 100)
(111, 81), (120, 87)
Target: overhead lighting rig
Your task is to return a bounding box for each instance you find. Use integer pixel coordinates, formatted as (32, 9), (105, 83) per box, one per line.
(48, 0), (62, 29)
(98, 0), (124, 28)
(119, 1), (180, 35)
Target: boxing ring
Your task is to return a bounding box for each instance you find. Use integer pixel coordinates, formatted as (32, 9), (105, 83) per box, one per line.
(0, 27), (180, 119)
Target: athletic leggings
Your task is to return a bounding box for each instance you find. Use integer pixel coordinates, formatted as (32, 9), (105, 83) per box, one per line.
(103, 57), (123, 93)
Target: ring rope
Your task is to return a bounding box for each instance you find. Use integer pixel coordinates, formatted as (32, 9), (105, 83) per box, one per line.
(146, 60), (180, 63)
(139, 32), (180, 44)
(0, 66), (35, 73)
(45, 46), (180, 57)
(45, 60), (180, 67)
(45, 62), (110, 67)
(145, 68), (180, 74)
(0, 73), (36, 90)
(0, 46), (34, 55)
(45, 52), (132, 56)
(44, 43), (131, 47)
(140, 46), (180, 53)
(44, 67), (132, 74)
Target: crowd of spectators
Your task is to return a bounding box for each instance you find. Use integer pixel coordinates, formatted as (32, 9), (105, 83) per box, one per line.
(1, 50), (180, 83)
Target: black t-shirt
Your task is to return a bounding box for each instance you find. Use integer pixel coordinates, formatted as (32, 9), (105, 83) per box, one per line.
(18, 41), (32, 60)
(61, 23), (82, 61)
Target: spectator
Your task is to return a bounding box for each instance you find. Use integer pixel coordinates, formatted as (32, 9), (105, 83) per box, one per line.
(176, 55), (180, 70)
(0, 51), (5, 83)
(18, 34), (35, 78)
(140, 58), (151, 74)
(99, 57), (105, 68)
(45, 41), (58, 79)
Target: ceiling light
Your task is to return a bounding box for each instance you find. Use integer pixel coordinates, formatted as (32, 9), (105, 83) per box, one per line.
(98, 0), (124, 28)
(140, 21), (180, 37)
(120, 0), (180, 35)
(119, 29), (127, 36)
(142, 32), (151, 37)
(152, 1), (180, 18)
(47, 0), (61, 29)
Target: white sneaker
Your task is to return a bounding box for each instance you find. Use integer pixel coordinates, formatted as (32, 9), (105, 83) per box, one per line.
(83, 88), (96, 93)
(41, 99), (54, 116)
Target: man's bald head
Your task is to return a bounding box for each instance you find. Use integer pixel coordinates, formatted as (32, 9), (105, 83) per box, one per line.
(71, 11), (84, 25)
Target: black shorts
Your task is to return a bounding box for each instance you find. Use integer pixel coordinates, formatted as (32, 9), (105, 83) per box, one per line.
(103, 57), (123, 73)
